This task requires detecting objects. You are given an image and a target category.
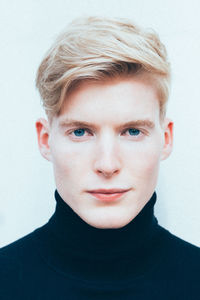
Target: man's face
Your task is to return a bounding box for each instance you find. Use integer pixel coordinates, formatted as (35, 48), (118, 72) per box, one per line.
(36, 76), (173, 229)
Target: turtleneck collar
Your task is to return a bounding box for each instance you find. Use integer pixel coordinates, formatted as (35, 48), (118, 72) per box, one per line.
(34, 190), (163, 283)
(48, 190), (158, 257)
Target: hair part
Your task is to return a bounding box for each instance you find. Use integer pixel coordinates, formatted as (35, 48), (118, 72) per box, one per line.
(36, 16), (171, 121)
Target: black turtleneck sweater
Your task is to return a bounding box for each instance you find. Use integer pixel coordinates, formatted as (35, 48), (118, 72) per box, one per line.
(0, 191), (200, 299)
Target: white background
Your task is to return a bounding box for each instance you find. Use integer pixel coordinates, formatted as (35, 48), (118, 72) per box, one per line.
(0, 0), (200, 247)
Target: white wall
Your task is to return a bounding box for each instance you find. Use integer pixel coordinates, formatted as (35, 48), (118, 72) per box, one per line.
(0, 0), (200, 247)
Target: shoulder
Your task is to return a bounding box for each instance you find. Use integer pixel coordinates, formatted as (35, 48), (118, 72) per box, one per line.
(158, 225), (200, 277)
(0, 223), (48, 275)
(0, 226), (42, 257)
(160, 225), (200, 253)
(0, 226), (46, 297)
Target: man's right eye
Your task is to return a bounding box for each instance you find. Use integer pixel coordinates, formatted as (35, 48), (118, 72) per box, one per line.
(73, 128), (86, 136)
(68, 128), (92, 138)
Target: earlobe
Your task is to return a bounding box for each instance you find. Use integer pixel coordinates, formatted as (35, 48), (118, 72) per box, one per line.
(161, 118), (174, 161)
(35, 118), (52, 161)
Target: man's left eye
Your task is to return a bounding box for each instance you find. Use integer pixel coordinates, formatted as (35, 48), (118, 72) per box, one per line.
(122, 128), (141, 136)
(127, 128), (140, 136)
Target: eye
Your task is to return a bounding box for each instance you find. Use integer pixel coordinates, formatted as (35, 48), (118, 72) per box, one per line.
(128, 128), (140, 136)
(73, 128), (86, 137)
(122, 128), (141, 136)
(69, 128), (92, 138)
(68, 127), (144, 140)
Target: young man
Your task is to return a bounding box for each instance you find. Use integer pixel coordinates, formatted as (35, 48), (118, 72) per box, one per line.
(1, 16), (199, 299)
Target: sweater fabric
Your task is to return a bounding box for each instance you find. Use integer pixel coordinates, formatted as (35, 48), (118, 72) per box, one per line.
(0, 190), (200, 300)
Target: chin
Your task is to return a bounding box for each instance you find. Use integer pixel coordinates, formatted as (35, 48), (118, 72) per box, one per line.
(83, 213), (133, 229)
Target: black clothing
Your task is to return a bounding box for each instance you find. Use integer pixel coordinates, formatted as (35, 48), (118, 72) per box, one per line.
(0, 191), (200, 299)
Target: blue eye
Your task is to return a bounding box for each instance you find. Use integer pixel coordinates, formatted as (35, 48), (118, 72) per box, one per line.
(73, 128), (86, 136)
(128, 128), (140, 136)
(70, 127), (141, 139)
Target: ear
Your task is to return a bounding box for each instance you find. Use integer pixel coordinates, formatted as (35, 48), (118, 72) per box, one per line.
(35, 118), (52, 161)
(161, 118), (174, 161)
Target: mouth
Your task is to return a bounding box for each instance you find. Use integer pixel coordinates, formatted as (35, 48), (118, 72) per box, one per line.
(87, 188), (131, 202)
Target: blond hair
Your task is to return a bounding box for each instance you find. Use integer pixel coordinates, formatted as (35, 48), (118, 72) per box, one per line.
(36, 16), (171, 120)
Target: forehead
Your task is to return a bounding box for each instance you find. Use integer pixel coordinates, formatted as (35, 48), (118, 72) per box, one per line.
(57, 76), (160, 126)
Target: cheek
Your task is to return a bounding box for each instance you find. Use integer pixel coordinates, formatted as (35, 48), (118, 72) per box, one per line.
(50, 138), (75, 173)
(141, 151), (160, 177)
(125, 141), (162, 178)
(50, 138), (90, 177)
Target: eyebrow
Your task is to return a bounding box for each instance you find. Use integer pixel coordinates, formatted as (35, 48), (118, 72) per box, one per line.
(59, 118), (155, 130)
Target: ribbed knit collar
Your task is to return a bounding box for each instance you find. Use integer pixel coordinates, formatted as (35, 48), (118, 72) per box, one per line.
(50, 190), (158, 256)
(35, 190), (163, 283)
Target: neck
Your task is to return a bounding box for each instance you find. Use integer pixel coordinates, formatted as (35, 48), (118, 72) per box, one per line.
(49, 190), (158, 256)
(34, 190), (162, 283)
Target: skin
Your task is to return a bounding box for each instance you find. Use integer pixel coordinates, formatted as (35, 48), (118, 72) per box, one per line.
(36, 75), (173, 229)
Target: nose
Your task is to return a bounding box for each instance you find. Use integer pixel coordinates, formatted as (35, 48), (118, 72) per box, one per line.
(93, 134), (121, 178)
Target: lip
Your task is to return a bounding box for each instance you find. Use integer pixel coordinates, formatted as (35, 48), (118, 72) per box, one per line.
(88, 188), (130, 194)
(87, 188), (131, 202)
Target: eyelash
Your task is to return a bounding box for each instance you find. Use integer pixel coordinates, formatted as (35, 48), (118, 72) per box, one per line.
(68, 127), (145, 139)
